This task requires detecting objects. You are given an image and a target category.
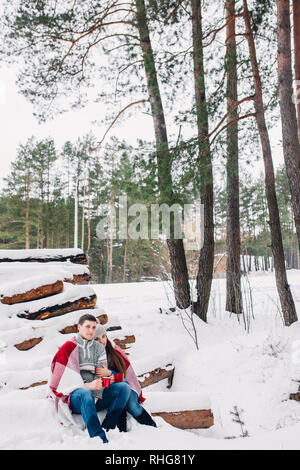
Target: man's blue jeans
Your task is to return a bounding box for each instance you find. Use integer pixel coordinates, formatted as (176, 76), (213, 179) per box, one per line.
(70, 382), (131, 437)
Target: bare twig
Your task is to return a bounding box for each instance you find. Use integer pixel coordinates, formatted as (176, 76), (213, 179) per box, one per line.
(92, 99), (149, 150)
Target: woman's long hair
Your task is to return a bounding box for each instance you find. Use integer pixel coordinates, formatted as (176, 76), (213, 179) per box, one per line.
(106, 339), (127, 375)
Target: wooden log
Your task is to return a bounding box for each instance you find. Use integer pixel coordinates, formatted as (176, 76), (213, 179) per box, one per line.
(59, 313), (108, 334)
(0, 250), (87, 265)
(107, 325), (122, 332)
(138, 365), (175, 389)
(113, 335), (136, 349)
(17, 294), (97, 321)
(64, 273), (92, 284)
(290, 392), (300, 401)
(20, 381), (48, 390)
(151, 409), (214, 430)
(1, 280), (64, 305)
(14, 337), (43, 351)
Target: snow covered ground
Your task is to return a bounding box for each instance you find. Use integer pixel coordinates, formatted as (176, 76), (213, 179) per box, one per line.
(1, 270), (300, 450)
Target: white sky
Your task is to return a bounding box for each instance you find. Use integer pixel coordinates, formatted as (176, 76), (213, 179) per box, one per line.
(0, 63), (285, 191)
(0, 64), (156, 188)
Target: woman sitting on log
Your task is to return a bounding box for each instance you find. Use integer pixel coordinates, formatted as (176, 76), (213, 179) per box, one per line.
(94, 324), (156, 431)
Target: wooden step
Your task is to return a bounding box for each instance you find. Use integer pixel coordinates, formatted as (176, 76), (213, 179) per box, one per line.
(151, 409), (214, 429)
(146, 392), (214, 430)
(138, 364), (174, 389)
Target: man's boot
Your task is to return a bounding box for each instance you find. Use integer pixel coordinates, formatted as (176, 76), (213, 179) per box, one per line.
(117, 408), (127, 432)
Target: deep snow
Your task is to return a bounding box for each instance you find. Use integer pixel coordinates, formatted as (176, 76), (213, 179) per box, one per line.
(1, 270), (300, 450)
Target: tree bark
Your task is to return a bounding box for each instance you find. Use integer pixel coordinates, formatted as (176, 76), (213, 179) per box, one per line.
(135, 0), (191, 309)
(225, 0), (242, 314)
(81, 182), (86, 251)
(108, 189), (114, 283)
(293, 0), (300, 141)
(243, 0), (297, 326)
(191, 0), (215, 322)
(87, 177), (91, 261)
(25, 169), (30, 250)
(46, 165), (50, 249)
(123, 229), (128, 282)
(278, 0), (300, 253)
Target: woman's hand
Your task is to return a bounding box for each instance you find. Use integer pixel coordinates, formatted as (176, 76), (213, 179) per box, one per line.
(96, 364), (111, 378)
(110, 375), (115, 384)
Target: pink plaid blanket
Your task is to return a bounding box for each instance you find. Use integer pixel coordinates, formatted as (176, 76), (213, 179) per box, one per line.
(48, 337), (84, 426)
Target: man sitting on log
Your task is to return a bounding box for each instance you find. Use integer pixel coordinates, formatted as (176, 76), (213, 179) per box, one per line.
(48, 314), (131, 444)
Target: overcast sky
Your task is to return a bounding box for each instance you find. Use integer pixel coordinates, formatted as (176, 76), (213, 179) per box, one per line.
(0, 63), (285, 191)
(0, 64), (157, 189)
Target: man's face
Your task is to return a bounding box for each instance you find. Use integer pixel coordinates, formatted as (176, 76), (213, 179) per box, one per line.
(78, 320), (97, 341)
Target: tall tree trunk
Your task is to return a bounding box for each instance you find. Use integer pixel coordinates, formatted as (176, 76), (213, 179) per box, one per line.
(81, 182), (86, 251)
(66, 197), (70, 248)
(106, 189), (114, 284)
(40, 194), (44, 248)
(135, 0), (191, 309)
(25, 167), (30, 250)
(46, 167), (50, 249)
(36, 215), (40, 249)
(191, 0), (215, 322)
(74, 180), (78, 249)
(277, 0), (300, 254)
(123, 230), (129, 282)
(225, 0), (242, 314)
(293, 0), (300, 141)
(243, 0), (297, 326)
(87, 177), (91, 263)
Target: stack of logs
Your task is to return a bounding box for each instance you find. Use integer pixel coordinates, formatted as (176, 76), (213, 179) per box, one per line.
(0, 248), (214, 431)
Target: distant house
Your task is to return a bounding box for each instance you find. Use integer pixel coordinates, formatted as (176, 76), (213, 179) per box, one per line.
(213, 253), (275, 278)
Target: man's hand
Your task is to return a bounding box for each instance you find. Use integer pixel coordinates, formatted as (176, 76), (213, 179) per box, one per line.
(85, 379), (103, 391)
(96, 364), (111, 378)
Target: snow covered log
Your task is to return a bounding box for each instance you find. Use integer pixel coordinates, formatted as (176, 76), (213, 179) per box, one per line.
(113, 335), (136, 349)
(1, 280), (64, 305)
(14, 337), (43, 351)
(0, 249), (87, 264)
(105, 315), (122, 332)
(17, 295), (97, 320)
(152, 409), (214, 429)
(0, 263), (91, 304)
(66, 273), (92, 284)
(20, 381), (48, 390)
(0, 309), (108, 351)
(290, 390), (300, 401)
(146, 392), (214, 430)
(138, 365), (174, 389)
(4, 285), (98, 321)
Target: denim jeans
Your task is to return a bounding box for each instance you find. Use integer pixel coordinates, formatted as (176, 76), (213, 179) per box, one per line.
(126, 389), (143, 418)
(70, 382), (131, 435)
(70, 388), (106, 439)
